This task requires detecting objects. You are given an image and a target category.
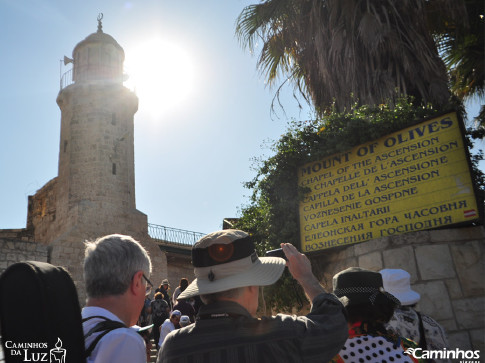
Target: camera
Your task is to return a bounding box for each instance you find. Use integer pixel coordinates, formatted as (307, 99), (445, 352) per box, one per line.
(265, 248), (287, 261)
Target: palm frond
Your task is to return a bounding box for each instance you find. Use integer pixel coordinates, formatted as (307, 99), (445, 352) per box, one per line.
(236, 0), (459, 115)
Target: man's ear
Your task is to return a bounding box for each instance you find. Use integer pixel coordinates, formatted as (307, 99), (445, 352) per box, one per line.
(247, 285), (259, 295)
(131, 270), (144, 295)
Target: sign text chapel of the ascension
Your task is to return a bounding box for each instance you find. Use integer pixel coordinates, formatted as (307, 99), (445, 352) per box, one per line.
(298, 112), (480, 253)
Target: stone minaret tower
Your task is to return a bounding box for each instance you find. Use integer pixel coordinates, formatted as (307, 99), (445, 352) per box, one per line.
(27, 16), (167, 300)
(55, 16), (145, 238)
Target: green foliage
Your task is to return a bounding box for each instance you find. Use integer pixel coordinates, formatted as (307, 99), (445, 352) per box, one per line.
(235, 97), (484, 312)
(430, 0), (484, 103)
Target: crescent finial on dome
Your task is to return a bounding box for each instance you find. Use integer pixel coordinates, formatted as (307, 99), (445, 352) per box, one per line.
(97, 13), (104, 33)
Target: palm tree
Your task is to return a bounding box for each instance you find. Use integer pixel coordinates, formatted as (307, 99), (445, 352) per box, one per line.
(236, 0), (452, 115)
(427, 0), (484, 129)
(428, 0), (484, 101)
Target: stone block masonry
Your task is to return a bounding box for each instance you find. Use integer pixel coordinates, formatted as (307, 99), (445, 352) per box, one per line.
(309, 226), (485, 352)
(0, 233), (168, 307)
(0, 237), (49, 275)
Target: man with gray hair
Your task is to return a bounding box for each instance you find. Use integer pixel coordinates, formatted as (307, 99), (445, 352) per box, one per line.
(157, 229), (348, 362)
(82, 234), (153, 363)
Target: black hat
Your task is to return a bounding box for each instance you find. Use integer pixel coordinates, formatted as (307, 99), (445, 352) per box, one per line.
(333, 267), (400, 307)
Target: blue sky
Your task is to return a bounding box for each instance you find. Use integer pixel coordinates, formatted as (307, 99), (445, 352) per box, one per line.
(0, 1), (482, 235)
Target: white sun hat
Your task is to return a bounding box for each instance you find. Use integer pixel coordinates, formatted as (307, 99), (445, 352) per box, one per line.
(178, 229), (286, 300)
(379, 269), (421, 306)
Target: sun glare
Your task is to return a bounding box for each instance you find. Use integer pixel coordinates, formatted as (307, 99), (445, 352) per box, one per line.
(124, 38), (195, 118)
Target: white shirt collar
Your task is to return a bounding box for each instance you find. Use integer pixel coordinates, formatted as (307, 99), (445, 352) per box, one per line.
(82, 306), (125, 324)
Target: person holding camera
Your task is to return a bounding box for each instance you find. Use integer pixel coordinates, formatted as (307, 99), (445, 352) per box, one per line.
(156, 229), (347, 363)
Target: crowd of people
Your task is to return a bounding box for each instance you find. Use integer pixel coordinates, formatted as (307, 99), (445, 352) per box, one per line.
(138, 277), (198, 351)
(80, 231), (450, 363)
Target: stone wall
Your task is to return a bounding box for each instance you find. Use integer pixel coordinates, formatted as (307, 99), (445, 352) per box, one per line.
(0, 230), (168, 307)
(309, 225), (485, 352)
(26, 177), (58, 243)
(164, 252), (193, 295)
(0, 237), (49, 275)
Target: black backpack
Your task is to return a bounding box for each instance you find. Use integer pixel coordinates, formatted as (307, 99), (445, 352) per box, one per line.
(0, 261), (86, 363)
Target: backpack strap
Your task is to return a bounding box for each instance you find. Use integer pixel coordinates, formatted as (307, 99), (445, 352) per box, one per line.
(83, 316), (127, 358)
(416, 312), (431, 363)
(416, 312), (428, 349)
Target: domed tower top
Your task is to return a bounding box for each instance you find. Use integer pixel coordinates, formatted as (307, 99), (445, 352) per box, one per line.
(70, 14), (125, 84)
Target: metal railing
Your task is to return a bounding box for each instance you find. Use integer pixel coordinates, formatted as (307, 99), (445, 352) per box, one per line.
(59, 65), (130, 91)
(148, 223), (205, 246)
(60, 68), (73, 90)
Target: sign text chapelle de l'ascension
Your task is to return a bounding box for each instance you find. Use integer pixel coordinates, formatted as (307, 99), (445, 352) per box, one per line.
(298, 112), (479, 252)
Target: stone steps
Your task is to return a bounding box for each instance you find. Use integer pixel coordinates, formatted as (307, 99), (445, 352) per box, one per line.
(149, 339), (158, 363)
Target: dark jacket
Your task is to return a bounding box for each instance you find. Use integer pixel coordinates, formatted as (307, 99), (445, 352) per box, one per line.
(173, 300), (196, 323)
(157, 292), (348, 363)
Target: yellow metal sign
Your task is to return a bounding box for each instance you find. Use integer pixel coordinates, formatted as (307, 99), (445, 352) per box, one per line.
(298, 112), (479, 252)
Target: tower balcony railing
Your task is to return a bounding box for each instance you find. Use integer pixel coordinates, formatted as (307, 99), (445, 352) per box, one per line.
(60, 66), (132, 91)
(60, 69), (73, 90)
(148, 223), (205, 246)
